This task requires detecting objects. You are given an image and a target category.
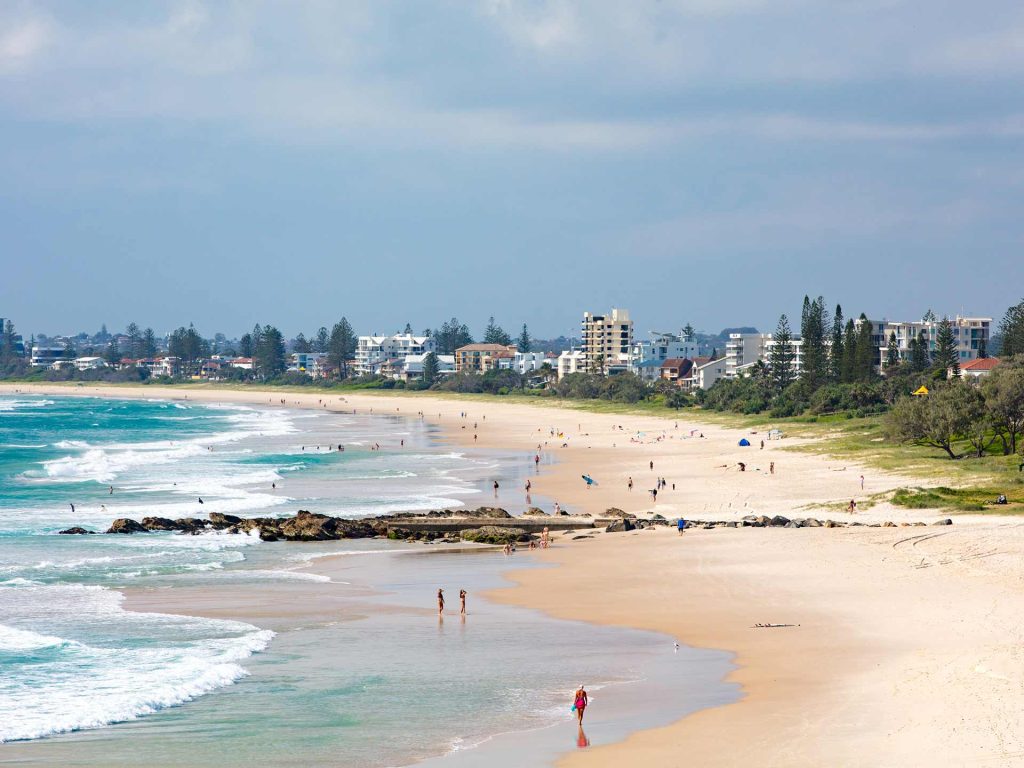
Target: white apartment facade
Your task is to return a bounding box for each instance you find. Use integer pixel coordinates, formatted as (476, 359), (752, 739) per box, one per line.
(355, 334), (435, 377)
(857, 315), (992, 368)
(557, 349), (585, 380)
(724, 333), (805, 379)
(580, 308), (633, 375)
(629, 331), (698, 375)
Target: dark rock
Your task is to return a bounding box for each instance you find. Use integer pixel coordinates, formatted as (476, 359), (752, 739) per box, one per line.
(141, 517), (181, 531)
(523, 507), (549, 516)
(208, 512), (244, 529)
(460, 526), (530, 545)
(605, 508), (637, 519)
(803, 518), (822, 527)
(933, 518), (953, 526)
(651, 514), (667, 521)
(106, 518), (148, 534)
(465, 507), (513, 519)
(605, 520), (626, 533)
(175, 517), (208, 533)
(784, 521), (799, 528)
(726, 521), (738, 528)
(769, 515), (790, 527)
(58, 527), (95, 535)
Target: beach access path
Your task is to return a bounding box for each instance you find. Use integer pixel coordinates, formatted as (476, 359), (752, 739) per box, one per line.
(5, 382), (1023, 766)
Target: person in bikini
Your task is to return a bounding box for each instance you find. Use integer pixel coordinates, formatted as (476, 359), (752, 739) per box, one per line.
(573, 684), (588, 724)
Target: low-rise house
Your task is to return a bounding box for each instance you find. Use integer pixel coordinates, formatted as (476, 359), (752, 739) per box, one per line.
(73, 356), (108, 371)
(632, 358), (664, 383)
(152, 357), (182, 377)
(454, 344), (518, 373)
(403, 353), (456, 381)
(957, 357), (1000, 379)
(684, 357), (728, 391)
(659, 358), (692, 384)
(229, 357), (254, 371)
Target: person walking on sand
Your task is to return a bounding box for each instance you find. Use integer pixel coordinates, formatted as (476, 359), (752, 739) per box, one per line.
(460, 589), (467, 616)
(769, 462), (775, 475)
(542, 526), (549, 548)
(677, 517), (686, 535)
(628, 476), (633, 492)
(848, 499), (857, 513)
(493, 480), (499, 496)
(525, 479), (531, 493)
(860, 474), (865, 490)
(437, 588), (445, 616)
(649, 460), (654, 471)
(573, 684), (588, 724)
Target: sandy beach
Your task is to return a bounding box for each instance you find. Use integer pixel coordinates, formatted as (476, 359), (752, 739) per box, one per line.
(4, 382), (1023, 766)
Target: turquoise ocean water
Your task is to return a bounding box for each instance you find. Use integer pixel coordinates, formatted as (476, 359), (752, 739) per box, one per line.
(0, 395), (736, 766)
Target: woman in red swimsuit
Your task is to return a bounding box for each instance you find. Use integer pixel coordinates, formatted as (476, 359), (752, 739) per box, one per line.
(573, 684), (588, 724)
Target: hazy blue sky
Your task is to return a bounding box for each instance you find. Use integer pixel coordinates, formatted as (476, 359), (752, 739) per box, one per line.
(2, 1), (1022, 340)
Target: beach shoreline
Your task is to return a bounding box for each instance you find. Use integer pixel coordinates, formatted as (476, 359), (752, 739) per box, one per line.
(5, 382), (1024, 766)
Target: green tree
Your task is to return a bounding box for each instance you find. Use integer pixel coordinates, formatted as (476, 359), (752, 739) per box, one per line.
(422, 351), (440, 385)
(168, 325), (206, 372)
(124, 322), (141, 359)
(981, 361), (1024, 455)
(254, 325), (286, 377)
(314, 327), (330, 353)
(933, 317), (959, 377)
(768, 315), (796, 392)
(885, 331), (900, 370)
(854, 314), (876, 381)
(978, 337), (988, 359)
(239, 333), (253, 358)
(841, 319), (857, 382)
(996, 298), (1024, 357)
(433, 318), (474, 355)
(141, 328), (157, 358)
(887, 382), (975, 459)
(329, 318), (356, 378)
(483, 316), (512, 346)
(517, 324), (531, 353)
(830, 304), (845, 381)
(923, 308), (936, 323)
(292, 332), (311, 353)
(62, 340), (76, 360)
(799, 295), (828, 392)
(910, 330), (929, 372)
(403, 323), (414, 335)
(104, 339), (121, 366)
(0, 319), (19, 365)
(682, 323), (696, 342)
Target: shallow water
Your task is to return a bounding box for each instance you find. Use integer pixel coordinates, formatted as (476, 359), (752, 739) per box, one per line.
(0, 395), (737, 766)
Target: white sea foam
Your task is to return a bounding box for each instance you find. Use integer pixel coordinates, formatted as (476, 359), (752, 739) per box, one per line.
(0, 398), (54, 412)
(0, 583), (274, 743)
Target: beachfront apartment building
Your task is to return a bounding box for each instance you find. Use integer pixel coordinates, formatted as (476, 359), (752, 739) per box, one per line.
(580, 308), (633, 375)
(557, 349), (585, 380)
(628, 331), (698, 376)
(495, 351), (553, 374)
(289, 352), (328, 377)
(453, 343), (518, 373)
(856, 315), (992, 368)
(72, 356), (108, 371)
(724, 333), (805, 379)
(31, 346), (67, 367)
(355, 334), (434, 377)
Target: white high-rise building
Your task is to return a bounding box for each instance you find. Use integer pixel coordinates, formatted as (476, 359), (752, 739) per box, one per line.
(580, 308), (633, 375)
(355, 334), (434, 377)
(724, 333), (804, 378)
(629, 330), (698, 375)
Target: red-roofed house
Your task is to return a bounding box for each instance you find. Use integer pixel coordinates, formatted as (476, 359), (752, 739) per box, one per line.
(958, 357), (1000, 379)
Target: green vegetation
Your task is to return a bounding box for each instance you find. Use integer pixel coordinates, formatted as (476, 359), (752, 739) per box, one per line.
(891, 486), (1022, 513)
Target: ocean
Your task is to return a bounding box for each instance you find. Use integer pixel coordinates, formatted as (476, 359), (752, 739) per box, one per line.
(0, 394), (736, 766)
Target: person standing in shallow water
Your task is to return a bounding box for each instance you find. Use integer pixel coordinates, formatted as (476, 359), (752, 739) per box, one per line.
(437, 588), (444, 616)
(573, 684), (588, 724)
(459, 589), (467, 616)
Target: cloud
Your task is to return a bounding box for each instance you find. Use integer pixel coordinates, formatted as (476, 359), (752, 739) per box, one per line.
(0, 17), (51, 67)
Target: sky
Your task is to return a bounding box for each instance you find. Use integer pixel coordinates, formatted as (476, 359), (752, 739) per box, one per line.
(1, 1), (1022, 341)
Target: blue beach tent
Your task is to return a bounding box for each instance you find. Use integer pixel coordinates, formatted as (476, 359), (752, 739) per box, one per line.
(738, 438), (751, 447)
